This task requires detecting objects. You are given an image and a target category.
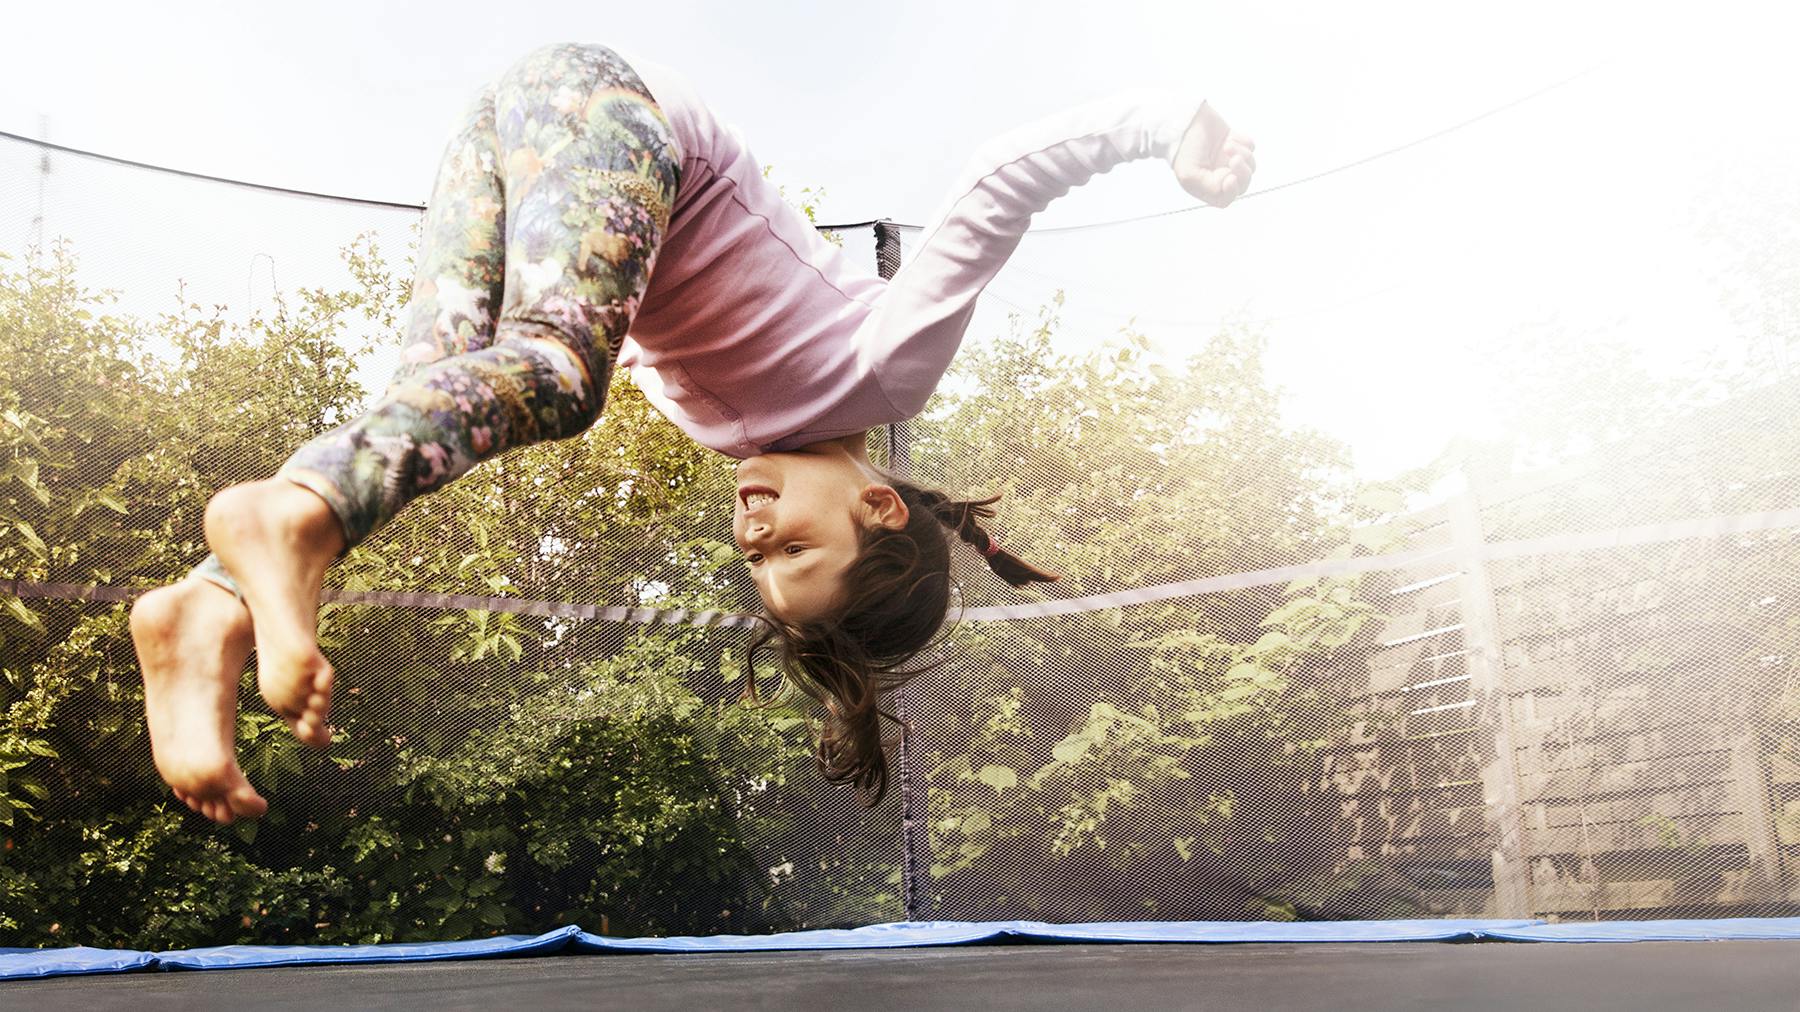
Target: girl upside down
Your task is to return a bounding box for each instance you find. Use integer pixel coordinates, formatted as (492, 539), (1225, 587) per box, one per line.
(128, 42), (1257, 824)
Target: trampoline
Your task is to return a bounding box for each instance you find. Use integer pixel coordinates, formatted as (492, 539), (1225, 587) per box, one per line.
(5, 20), (1800, 1012)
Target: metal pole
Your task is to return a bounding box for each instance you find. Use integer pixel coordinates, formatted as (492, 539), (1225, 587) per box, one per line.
(30, 116), (51, 259)
(873, 218), (924, 921)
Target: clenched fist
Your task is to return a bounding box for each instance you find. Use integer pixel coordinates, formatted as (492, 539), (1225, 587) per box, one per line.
(1173, 102), (1256, 207)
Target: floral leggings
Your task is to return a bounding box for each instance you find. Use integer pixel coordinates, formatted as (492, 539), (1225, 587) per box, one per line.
(195, 43), (679, 597)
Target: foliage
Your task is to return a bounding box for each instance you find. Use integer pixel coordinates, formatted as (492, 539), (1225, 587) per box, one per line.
(0, 242), (822, 946)
(899, 300), (1392, 919)
(0, 233), (1391, 944)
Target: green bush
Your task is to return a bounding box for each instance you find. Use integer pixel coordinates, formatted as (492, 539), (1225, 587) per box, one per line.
(0, 239), (1382, 944)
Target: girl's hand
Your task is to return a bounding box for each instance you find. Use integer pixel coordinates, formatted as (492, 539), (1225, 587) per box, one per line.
(1173, 102), (1256, 207)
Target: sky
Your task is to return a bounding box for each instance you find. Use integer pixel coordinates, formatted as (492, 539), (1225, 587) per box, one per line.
(3, 1), (1797, 480)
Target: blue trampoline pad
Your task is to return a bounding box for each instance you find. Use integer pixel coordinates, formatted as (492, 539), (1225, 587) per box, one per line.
(0, 945), (157, 981)
(566, 917), (1541, 953)
(155, 926), (582, 971)
(7, 917), (1800, 981)
(1484, 917), (1800, 943)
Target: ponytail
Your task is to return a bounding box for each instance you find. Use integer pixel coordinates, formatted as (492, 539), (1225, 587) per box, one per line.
(912, 490), (1061, 587)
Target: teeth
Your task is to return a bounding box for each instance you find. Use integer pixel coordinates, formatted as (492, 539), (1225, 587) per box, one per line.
(745, 492), (777, 508)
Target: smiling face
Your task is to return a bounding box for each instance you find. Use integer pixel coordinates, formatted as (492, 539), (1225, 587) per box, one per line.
(733, 438), (909, 625)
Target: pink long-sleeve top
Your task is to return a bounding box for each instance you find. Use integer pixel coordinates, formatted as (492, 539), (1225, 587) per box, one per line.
(620, 55), (1202, 459)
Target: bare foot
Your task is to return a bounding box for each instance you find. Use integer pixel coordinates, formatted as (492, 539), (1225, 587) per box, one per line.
(205, 479), (346, 748)
(131, 579), (268, 824)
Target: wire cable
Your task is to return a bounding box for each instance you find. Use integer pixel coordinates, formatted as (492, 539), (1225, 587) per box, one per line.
(4, 61), (1598, 234)
(1026, 62), (1604, 235)
(0, 129), (431, 212)
(852, 61), (1605, 237)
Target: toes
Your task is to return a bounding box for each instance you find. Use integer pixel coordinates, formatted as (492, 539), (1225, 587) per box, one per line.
(260, 657), (335, 724)
(174, 780), (264, 824)
(291, 714), (331, 748)
(228, 786), (269, 820)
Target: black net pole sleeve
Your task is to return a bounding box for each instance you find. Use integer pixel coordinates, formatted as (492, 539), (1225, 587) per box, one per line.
(874, 217), (925, 922)
(874, 219), (912, 475)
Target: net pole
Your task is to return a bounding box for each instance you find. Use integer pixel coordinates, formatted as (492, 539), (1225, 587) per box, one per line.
(874, 220), (911, 474)
(1452, 470), (1532, 916)
(874, 218), (924, 922)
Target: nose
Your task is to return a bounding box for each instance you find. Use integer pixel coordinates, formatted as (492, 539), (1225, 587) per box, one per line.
(742, 517), (772, 549)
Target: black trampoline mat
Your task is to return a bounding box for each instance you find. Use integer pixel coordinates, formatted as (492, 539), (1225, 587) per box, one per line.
(9, 941), (1799, 1011)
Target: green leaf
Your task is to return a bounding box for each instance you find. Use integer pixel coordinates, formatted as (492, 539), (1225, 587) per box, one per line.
(12, 522), (46, 560)
(1283, 576), (1320, 596)
(1051, 736), (1091, 764)
(1253, 665), (1290, 687)
(1224, 663), (1261, 682)
(1251, 631), (1291, 654)
(973, 764), (1018, 793)
(3, 598), (45, 633)
(13, 460), (49, 505)
(1260, 599), (1308, 628)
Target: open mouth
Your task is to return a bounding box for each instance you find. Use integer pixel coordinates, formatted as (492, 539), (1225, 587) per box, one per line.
(739, 485), (779, 510)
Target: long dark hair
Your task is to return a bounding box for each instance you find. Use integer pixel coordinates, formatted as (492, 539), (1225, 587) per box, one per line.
(742, 473), (1059, 806)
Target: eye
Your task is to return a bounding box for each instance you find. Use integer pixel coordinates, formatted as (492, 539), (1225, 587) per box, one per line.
(746, 545), (803, 566)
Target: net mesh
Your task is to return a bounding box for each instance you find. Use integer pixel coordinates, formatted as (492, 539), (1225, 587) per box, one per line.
(2, 44), (1799, 947)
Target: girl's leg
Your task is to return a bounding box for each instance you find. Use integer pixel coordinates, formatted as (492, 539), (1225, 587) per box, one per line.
(199, 42), (678, 586)
(278, 43), (678, 544)
(220, 42), (679, 738)
(144, 43), (678, 819)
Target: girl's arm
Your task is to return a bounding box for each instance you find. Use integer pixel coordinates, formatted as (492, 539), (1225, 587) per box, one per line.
(862, 91), (1256, 416)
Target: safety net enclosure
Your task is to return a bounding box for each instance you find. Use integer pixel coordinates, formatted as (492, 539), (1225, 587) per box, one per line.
(2, 30), (1799, 960)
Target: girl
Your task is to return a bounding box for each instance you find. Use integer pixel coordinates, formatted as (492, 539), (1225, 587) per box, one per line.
(128, 42), (1256, 825)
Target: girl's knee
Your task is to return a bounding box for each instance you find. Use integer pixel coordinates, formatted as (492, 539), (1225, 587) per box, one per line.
(497, 43), (640, 110)
(492, 43), (677, 163)
(499, 327), (609, 429)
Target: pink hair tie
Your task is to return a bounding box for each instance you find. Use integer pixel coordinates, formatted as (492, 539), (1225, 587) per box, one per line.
(981, 537), (1002, 558)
